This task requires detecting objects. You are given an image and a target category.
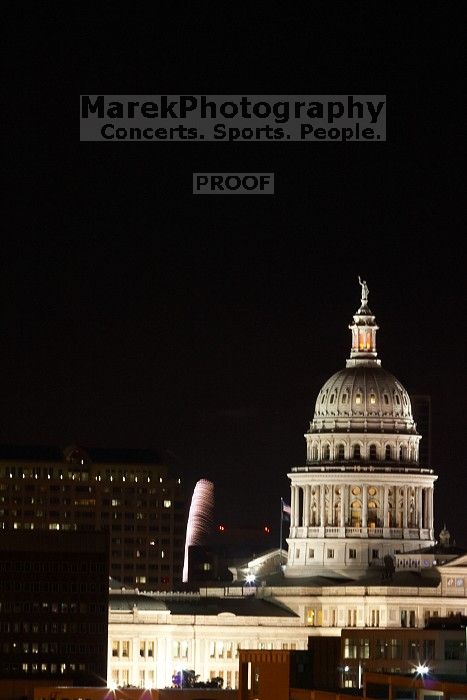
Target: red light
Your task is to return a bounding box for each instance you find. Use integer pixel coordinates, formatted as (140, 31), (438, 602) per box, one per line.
(218, 524), (225, 532)
(264, 526), (270, 534)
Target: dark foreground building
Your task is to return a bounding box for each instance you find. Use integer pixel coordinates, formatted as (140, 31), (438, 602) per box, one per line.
(0, 444), (186, 589)
(0, 530), (109, 692)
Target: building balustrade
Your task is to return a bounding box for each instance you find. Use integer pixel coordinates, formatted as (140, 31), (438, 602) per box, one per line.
(405, 528), (421, 539)
(389, 528), (403, 537)
(368, 527), (383, 537)
(324, 527), (340, 537)
(307, 527), (320, 537)
(345, 527), (362, 537)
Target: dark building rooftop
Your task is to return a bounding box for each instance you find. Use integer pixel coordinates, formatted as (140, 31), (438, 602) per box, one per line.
(109, 591), (298, 617)
(0, 443), (164, 464)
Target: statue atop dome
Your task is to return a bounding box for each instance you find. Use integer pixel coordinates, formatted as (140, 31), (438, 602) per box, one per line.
(358, 276), (369, 305)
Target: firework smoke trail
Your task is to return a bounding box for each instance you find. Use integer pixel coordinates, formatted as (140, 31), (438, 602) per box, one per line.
(182, 479), (214, 583)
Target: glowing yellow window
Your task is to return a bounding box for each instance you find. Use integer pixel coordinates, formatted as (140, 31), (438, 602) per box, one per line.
(355, 395), (362, 404)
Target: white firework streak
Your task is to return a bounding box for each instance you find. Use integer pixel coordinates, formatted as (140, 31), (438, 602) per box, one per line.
(182, 479), (214, 583)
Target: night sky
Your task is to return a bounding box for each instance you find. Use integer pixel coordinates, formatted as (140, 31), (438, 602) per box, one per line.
(3, 6), (466, 545)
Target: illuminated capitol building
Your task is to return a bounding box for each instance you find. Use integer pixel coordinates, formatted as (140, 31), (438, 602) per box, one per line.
(285, 276), (436, 577)
(106, 281), (467, 690)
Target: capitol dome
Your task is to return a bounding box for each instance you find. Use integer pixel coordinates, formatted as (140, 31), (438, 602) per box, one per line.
(311, 365), (417, 435)
(305, 278), (420, 462)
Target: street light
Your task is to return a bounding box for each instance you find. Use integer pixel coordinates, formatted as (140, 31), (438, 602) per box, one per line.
(415, 663), (429, 676)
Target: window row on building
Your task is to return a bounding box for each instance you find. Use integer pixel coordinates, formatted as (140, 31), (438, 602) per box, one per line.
(1, 621), (106, 634)
(307, 441), (418, 462)
(0, 465), (177, 484)
(1, 661), (95, 674)
(304, 605), (466, 629)
(1, 640), (106, 655)
(0, 559), (106, 573)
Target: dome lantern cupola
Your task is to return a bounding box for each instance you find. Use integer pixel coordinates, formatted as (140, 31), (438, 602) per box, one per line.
(347, 276), (380, 367)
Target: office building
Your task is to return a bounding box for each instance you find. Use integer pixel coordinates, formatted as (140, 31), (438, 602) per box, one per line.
(0, 445), (186, 590)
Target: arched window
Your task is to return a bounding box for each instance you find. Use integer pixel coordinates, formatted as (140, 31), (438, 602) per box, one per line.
(369, 444), (377, 460)
(337, 444), (345, 459)
(323, 445), (330, 460)
(312, 445), (318, 461)
(353, 444), (361, 459)
(351, 499), (362, 527)
(385, 444), (391, 460)
(368, 498), (380, 528)
(383, 394), (389, 405)
(399, 446), (403, 461)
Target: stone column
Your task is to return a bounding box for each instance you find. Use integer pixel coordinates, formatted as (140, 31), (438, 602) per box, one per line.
(319, 484), (325, 526)
(293, 485), (299, 528)
(291, 485), (295, 527)
(383, 486), (389, 528)
(403, 486), (408, 529)
(428, 487), (434, 531)
(303, 484), (310, 527)
(131, 634), (139, 686)
(340, 485), (346, 527)
(362, 485), (368, 528)
(417, 486), (423, 528)
(423, 487), (428, 529)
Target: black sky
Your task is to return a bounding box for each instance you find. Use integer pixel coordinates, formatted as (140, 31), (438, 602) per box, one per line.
(3, 5), (466, 545)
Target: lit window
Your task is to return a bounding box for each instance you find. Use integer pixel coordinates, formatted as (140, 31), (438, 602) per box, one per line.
(370, 394), (376, 404)
(327, 549), (334, 559)
(355, 394), (362, 404)
(163, 500), (171, 508)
